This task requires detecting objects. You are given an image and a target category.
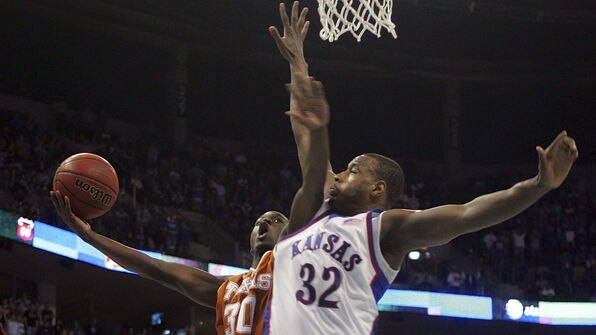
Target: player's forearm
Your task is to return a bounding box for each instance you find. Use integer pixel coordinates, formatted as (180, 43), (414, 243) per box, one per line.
(461, 176), (550, 233)
(287, 127), (330, 233)
(84, 230), (166, 281)
(300, 127), (330, 195)
(290, 62), (310, 171)
(289, 63), (335, 185)
(85, 230), (220, 308)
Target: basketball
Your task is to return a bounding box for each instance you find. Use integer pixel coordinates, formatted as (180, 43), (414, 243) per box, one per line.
(52, 153), (119, 219)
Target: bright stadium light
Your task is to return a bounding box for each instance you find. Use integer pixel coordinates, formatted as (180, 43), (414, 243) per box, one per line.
(506, 299), (524, 320)
(408, 251), (420, 260)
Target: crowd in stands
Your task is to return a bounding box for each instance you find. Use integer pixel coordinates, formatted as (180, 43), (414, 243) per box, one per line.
(1, 293), (61, 335)
(0, 111), (298, 259)
(1, 111), (594, 302)
(395, 176), (595, 301)
(0, 293), (164, 335)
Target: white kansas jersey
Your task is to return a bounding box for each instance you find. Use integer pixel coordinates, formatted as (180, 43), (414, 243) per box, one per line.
(266, 202), (398, 335)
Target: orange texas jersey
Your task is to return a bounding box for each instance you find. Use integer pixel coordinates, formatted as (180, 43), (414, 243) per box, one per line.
(215, 250), (274, 335)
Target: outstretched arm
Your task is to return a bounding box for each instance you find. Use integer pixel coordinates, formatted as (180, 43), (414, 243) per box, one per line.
(285, 73), (331, 233)
(381, 131), (579, 266)
(270, 1), (335, 196)
(50, 191), (223, 309)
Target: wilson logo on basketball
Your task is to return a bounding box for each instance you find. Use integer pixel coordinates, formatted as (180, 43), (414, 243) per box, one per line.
(74, 178), (113, 205)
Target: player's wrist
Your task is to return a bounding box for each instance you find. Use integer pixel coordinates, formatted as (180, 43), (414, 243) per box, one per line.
(290, 61), (308, 73)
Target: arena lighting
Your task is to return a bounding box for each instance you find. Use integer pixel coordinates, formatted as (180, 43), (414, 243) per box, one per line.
(497, 299), (596, 325)
(408, 251), (420, 260)
(0, 210), (202, 272)
(377, 289), (493, 320)
(505, 299), (524, 320)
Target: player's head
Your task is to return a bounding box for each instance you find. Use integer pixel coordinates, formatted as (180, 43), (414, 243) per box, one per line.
(329, 153), (404, 214)
(249, 211), (288, 256)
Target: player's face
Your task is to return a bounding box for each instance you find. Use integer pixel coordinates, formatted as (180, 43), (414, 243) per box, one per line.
(329, 155), (379, 213)
(250, 211), (288, 255)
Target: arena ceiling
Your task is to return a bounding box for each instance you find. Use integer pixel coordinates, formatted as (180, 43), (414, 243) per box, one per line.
(1, 1), (594, 164)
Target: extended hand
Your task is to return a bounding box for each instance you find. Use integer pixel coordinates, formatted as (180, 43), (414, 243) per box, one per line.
(269, 1), (309, 68)
(50, 190), (93, 240)
(536, 131), (579, 189)
(285, 72), (329, 130)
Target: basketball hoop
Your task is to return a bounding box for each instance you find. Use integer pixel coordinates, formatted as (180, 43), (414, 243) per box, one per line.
(316, 0), (397, 42)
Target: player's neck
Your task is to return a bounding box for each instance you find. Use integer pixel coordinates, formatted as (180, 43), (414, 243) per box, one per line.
(336, 201), (386, 216)
(251, 252), (265, 268)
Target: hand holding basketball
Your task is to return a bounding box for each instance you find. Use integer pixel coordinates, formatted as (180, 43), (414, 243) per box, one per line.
(52, 153), (119, 219)
(50, 190), (93, 241)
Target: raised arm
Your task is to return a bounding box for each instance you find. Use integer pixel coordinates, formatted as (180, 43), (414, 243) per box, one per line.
(380, 131), (579, 265)
(50, 191), (223, 309)
(270, 1), (335, 195)
(284, 73), (330, 233)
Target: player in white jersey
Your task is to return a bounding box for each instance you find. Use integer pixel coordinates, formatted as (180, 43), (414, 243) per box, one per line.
(268, 204), (396, 334)
(266, 59), (579, 334)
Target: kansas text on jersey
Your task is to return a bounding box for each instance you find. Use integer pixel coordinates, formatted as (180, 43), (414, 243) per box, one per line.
(266, 202), (399, 334)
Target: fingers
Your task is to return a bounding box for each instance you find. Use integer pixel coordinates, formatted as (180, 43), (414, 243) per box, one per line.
(286, 81), (305, 101)
(289, 72), (325, 101)
(51, 190), (64, 210)
(50, 190), (59, 210)
(269, 26), (287, 52)
(50, 190), (70, 221)
(64, 194), (73, 213)
(536, 146), (546, 163)
(269, 26), (282, 42)
(562, 136), (579, 161)
(297, 6), (308, 29)
(311, 80), (325, 97)
(546, 130), (567, 151)
(296, 74), (313, 98)
(546, 130), (579, 162)
(279, 3), (291, 33)
(285, 110), (302, 118)
(291, 1), (299, 27)
(301, 21), (310, 40)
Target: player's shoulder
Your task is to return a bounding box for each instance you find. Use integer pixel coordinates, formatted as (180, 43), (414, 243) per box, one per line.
(258, 250), (274, 264)
(379, 208), (420, 225)
(218, 272), (246, 284)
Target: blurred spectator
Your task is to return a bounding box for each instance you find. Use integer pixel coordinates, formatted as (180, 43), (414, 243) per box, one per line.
(84, 317), (100, 335)
(446, 268), (466, 294)
(512, 226), (526, 260)
(5, 311), (24, 335)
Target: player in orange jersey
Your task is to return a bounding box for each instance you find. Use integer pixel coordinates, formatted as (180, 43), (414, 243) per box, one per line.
(214, 212), (286, 334)
(51, 190), (286, 335)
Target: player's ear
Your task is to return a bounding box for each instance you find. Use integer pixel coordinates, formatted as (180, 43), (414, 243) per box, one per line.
(371, 180), (386, 198)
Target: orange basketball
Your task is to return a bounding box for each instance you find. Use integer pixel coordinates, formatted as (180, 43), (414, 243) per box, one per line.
(53, 153), (119, 219)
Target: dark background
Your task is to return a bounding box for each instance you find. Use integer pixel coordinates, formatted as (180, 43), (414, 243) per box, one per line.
(0, 0), (594, 165)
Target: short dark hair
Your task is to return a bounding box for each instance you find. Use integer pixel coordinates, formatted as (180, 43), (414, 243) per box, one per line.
(364, 153), (404, 207)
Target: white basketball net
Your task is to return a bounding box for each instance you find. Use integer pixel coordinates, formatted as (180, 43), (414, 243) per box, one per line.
(317, 0), (397, 42)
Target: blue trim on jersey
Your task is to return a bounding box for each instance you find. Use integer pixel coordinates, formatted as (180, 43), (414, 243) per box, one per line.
(371, 270), (390, 302)
(263, 299), (271, 335)
(366, 209), (391, 302)
(278, 209), (333, 242)
(369, 315), (379, 335)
